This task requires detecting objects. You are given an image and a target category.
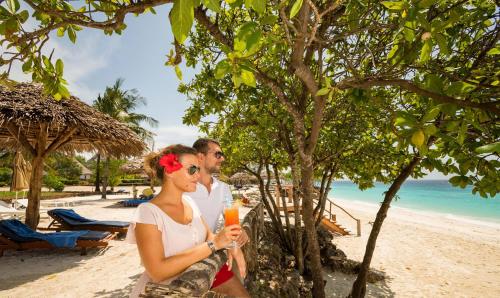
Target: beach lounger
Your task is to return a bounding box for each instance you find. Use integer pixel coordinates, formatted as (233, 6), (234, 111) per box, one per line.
(119, 198), (151, 207)
(0, 202), (25, 220)
(0, 219), (115, 256)
(46, 209), (129, 236)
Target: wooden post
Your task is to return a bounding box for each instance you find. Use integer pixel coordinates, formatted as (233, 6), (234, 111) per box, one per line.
(25, 123), (47, 229)
(275, 185), (280, 209)
(356, 219), (361, 237)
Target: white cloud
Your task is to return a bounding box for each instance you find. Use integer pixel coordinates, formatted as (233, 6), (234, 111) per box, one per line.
(48, 34), (119, 102)
(151, 125), (203, 150)
(1, 31), (118, 103)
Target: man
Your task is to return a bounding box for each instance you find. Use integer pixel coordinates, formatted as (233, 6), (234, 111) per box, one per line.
(185, 138), (249, 296)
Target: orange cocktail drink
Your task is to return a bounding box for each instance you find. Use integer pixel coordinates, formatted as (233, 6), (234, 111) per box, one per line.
(224, 206), (239, 226)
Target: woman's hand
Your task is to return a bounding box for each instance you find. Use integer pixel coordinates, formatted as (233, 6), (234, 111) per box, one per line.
(213, 224), (241, 250)
(227, 248), (247, 279)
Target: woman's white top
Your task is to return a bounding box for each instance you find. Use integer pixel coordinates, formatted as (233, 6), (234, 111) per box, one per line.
(126, 196), (207, 298)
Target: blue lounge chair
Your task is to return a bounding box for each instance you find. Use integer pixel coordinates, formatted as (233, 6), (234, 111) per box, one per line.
(0, 219), (115, 256)
(119, 198), (151, 207)
(46, 209), (129, 236)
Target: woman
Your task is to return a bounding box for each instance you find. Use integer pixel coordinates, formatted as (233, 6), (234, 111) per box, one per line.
(126, 145), (245, 297)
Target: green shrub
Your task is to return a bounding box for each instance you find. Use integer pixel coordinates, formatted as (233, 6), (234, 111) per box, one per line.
(0, 167), (12, 185)
(43, 173), (65, 192)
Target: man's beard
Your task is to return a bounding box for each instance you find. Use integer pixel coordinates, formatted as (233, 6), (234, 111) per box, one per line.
(207, 165), (221, 174)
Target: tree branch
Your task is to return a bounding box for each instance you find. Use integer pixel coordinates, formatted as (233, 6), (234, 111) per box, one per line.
(338, 78), (500, 115)
(6, 123), (36, 156)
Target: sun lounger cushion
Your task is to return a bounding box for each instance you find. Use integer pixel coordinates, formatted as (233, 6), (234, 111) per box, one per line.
(0, 219), (90, 248)
(49, 209), (129, 227)
(120, 199), (150, 207)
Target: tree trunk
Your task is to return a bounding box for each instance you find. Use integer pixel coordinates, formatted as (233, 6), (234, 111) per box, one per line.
(350, 156), (421, 297)
(290, 156), (304, 274)
(25, 155), (44, 229)
(101, 156), (109, 199)
(94, 153), (101, 192)
(300, 160), (325, 298)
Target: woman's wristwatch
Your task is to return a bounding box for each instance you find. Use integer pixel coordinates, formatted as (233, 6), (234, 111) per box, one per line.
(207, 240), (217, 254)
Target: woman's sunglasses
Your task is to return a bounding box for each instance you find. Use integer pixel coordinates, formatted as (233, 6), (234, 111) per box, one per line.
(186, 165), (201, 175)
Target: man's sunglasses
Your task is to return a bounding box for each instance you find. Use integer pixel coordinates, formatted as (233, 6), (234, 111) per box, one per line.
(213, 151), (224, 159)
(186, 165), (201, 175)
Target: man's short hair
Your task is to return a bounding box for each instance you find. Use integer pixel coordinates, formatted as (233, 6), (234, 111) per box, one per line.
(193, 138), (220, 154)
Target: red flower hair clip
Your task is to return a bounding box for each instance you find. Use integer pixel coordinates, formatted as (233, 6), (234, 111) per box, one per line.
(159, 153), (182, 174)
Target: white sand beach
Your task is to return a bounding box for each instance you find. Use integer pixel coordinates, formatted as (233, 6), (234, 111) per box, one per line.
(1, 188), (499, 297)
(325, 198), (500, 298)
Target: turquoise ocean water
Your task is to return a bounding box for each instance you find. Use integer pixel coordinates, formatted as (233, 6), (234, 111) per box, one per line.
(328, 180), (500, 224)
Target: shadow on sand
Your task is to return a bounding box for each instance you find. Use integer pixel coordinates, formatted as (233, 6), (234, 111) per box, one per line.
(0, 246), (111, 291)
(92, 273), (141, 297)
(324, 268), (395, 297)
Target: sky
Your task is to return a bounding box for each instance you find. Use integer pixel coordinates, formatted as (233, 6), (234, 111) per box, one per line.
(2, 3), (448, 180)
(6, 4), (200, 150)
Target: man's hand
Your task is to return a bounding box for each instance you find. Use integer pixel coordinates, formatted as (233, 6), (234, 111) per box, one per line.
(236, 229), (249, 247)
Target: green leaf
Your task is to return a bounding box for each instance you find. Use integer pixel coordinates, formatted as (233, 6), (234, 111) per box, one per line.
(53, 93), (62, 101)
(394, 112), (417, 126)
(21, 60), (31, 73)
(290, 0), (303, 19)
(387, 44), (399, 60)
(381, 1), (404, 10)
(486, 48), (500, 55)
(7, 0), (20, 13)
(247, 0), (265, 14)
(232, 72), (242, 88)
(214, 59), (231, 79)
(202, 0), (221, 12)
(422, 106), (441, 122)
(425, 74), (443, 93)
(417, 0), (436, 9)
(420, 39), (432, 62)
(234, 22), (261, 55)
(55, 59), (64, 75)
(261, 15), (278, 25)
(252, 0), (266, 15)
(316, 87), (330, 96)
(434, 33), (450, 56)
(67, 26), (76, 43)
(58, 84), (70, 99)
(18, 10), (29, 23)
(240, 69), (256, 87)
(411, 129), (425, 147)
(423, 124), (438, 136)
(57, 27), (65, 37)
(475, 142), (500, 154)
(175, 65), (183, 80)
(170, 0), (195, 44)
(446, 81), (474, 96)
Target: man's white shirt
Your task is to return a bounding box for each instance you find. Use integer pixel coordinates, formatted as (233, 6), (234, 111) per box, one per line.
(184, 177), (231, 232)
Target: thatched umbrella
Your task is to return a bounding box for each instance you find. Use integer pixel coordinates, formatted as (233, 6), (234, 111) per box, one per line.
(11, 150), (31, 191)
(0, 83), (146, 228)
(120, 157), (145, 175)
(229, 172), (258, 185)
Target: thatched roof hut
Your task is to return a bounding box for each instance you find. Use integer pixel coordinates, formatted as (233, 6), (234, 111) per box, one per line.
(0, 83), (146, 227)
(0, 83), (145, 156)
(120, 157), (145, 175)
(229, 172), (258, 185)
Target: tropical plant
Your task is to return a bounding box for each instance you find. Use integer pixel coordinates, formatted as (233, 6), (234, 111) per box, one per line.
(43, 171), (64, 192)
(93, 78), (158, 197)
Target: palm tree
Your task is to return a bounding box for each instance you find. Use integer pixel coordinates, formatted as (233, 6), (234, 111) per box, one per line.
(93, 78), (158, 197)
